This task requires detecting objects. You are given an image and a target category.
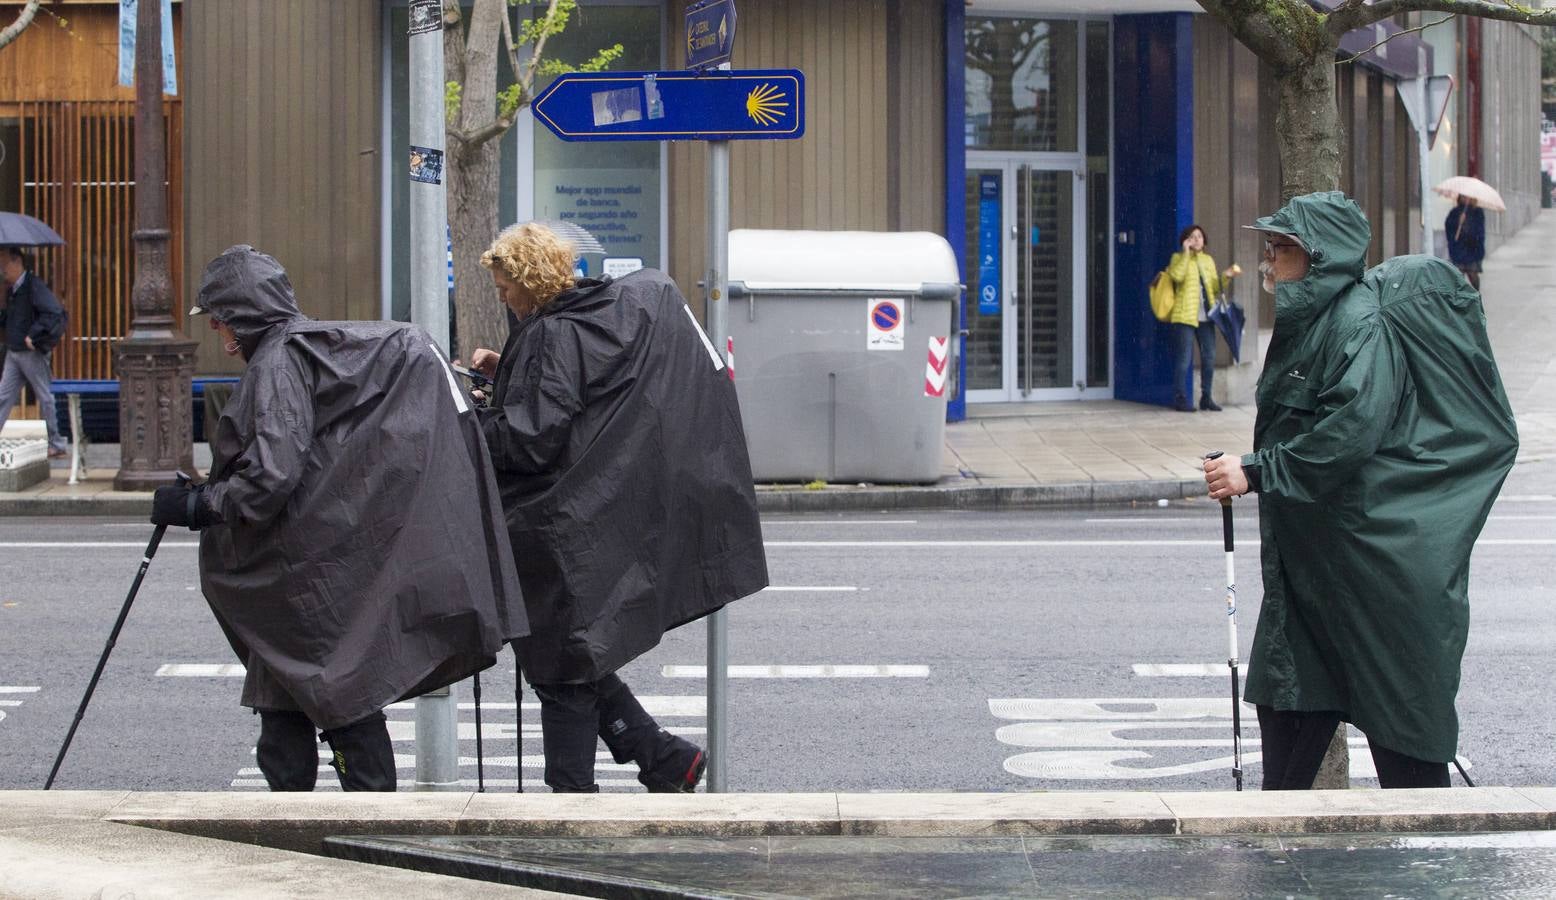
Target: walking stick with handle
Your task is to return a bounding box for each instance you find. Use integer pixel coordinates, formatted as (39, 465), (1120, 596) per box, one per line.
(46, 472), (189, 789)
(1204, 451), (1244, 791)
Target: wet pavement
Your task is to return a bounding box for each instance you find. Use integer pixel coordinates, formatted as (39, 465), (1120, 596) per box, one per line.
(325, 831), (1556, 898)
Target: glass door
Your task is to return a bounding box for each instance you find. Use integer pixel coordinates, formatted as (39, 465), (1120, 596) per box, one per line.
(964, 158), (1087, 402)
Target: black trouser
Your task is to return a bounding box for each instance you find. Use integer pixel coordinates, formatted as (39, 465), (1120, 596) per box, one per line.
(529, 673), (702, 793)
(1256, 705), (1451, 790)
(256, 709), (396, 792)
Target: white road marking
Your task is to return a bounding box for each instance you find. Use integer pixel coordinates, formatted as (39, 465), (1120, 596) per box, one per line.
(1132, 664), (1233, 677)
(0, 686), (41, 693)
(0, 542), (200, 548)
(663, 664), (929, 678)
(760, 586), (858, 593)
(384, 696), (707, 717)
(766, 540), (1232, 548)
(991, 697), (1386, 781)
(1086, 517), (1256, 524)
(1497, 495), (1556, 502)
(762, 520), (918, 526)
(155, 664), (245, 677)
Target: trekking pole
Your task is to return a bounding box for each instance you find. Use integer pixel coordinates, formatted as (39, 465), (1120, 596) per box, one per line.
(473, 671), (485, 792)
(512, 648), (524, 793)
(1205, 451), (1244, 791)
(45, 473), (188, 789)
(1454, 758), (1476, 788)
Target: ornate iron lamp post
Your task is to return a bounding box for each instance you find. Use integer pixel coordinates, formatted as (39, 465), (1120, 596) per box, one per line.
(115, 0), (195, 489)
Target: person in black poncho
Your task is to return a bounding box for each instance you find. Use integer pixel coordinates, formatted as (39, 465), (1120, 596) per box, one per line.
(470, 223), (768, 793)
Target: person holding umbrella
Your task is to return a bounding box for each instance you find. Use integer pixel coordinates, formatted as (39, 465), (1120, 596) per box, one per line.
(1203, 191), (1517, 790)
(1444, 196), (1485, 290)
(1436, 176), (1505, 292)
(0, 245), (69, 457)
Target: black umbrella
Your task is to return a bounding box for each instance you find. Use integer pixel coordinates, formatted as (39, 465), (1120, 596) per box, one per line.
(0, 212), (64, 248)
(1208, 296), (1246, 363)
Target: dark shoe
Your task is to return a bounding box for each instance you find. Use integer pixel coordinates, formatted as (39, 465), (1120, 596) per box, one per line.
(1199, 397), (1223, 412)
(48, 447), (68, 459)
(640, 744), (706, 793)
(1174, 400), (1196, 413)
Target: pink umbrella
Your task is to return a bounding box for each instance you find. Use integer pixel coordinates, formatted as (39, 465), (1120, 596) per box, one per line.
(1433, 176), (1506, 212)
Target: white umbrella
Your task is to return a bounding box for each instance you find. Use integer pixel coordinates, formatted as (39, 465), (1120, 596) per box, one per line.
(1432, 176), (1506, 212)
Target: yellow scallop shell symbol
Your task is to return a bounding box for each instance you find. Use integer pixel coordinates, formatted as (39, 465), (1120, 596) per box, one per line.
(745, 83), (788, 127)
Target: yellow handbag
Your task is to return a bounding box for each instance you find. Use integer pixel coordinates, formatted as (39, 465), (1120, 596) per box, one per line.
(1149, 270), (1175, 322)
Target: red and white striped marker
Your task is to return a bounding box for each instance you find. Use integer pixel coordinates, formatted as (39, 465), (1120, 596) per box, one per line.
(924, 335), (949, 397)
(726, 336), (735, 382)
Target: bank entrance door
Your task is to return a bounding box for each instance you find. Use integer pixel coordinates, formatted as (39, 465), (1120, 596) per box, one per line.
(963, 157), (1089, 402)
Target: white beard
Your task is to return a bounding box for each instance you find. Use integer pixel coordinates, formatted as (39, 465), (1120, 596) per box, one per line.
(1259, 260), (1276, 296)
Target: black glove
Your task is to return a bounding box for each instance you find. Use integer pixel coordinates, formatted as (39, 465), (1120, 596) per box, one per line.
(150, 483), (221, 530)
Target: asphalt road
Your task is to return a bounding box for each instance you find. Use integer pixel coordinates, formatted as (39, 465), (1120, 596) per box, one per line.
(3, 460), (1553, 794)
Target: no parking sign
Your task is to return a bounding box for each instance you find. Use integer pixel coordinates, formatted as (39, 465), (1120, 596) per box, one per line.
(867, 299), (904, 351)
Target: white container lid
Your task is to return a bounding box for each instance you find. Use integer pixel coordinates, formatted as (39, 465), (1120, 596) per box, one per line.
(729, 230), (960, 293)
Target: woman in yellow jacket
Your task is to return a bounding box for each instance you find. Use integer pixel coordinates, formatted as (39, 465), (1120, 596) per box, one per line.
(1166, 224), (1237, 412)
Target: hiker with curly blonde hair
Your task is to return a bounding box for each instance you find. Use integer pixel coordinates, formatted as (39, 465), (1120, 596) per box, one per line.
(469, 222), (768, 794)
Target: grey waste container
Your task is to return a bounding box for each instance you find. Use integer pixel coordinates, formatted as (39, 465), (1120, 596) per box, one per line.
(727, 230), (961, 484)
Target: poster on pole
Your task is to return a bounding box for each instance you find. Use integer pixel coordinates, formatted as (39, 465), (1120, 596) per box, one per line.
(408, 0), (443, 35)
(117, 0), (179, 96)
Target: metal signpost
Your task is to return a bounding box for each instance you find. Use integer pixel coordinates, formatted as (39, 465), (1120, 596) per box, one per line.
(532, 2), (801, 791)
(407, 0), (459, 792)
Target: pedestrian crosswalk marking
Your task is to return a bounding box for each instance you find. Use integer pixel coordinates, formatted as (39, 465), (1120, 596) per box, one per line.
(156, 664), (245, 677)
(656, 663), (921, 675)
(230, 694), (707, 792)
(0, 686), (37, 726)
(1131, 663), (1233, 677)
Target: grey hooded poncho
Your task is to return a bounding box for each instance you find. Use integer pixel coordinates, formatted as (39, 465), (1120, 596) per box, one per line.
(195, 245), (526, 729)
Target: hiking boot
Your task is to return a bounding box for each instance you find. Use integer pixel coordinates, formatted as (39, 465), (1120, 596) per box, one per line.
(1199, 396), (1223, 412)
(639, 743), (706, 793)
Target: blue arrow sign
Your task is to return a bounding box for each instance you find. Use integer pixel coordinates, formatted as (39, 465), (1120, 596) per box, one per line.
(685, 0), (737, 70)
(532, 69), (805, 142)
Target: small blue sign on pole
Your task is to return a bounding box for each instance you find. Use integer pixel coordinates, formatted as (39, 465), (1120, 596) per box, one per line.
(532, 69), (804, 143)
(977, 173), (1001, 315)
(685, 0), (737, 71)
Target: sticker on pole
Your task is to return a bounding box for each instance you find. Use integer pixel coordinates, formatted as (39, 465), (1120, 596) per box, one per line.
(867, 300), (904, 351)
(409, 146), (444, 184)
(408, 0), (443, 34)
(924, 336), (949, 398)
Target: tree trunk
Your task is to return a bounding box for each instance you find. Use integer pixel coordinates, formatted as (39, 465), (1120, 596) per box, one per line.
(445, 0), (511, 360)
(1277, 49), (1351, 789)
(1275, 53), (1343, 202)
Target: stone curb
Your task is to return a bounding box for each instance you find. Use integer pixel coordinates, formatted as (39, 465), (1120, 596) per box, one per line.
(7, 789), (1556, 857)
(0, 479), (1210, 517)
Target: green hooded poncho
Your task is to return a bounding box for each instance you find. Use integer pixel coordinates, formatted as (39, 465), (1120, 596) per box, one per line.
(1240, 191), (1518, 764)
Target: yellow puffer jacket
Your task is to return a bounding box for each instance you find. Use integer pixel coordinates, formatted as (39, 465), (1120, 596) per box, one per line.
(1166, 251), (1223, 327)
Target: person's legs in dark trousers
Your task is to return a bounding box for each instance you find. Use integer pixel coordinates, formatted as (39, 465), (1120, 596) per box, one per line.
(1194, 322), (1220, 410)
(1368, 740), (1450, 789)
(1170, 323), (1196, 411)
(321, 711), (396, 791)
(256, 709), (320, 792)
(1256, 705), (1343, 790)
(531, 680), (605, 793)
(596, 675), (706, 793)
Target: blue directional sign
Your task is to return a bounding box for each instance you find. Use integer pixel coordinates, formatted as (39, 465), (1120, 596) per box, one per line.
(532, 69), (804, 142)
(685, 0), (737, 70)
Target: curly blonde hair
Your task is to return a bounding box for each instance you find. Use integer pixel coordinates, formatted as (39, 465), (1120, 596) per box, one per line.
(479, 222), (577, 311)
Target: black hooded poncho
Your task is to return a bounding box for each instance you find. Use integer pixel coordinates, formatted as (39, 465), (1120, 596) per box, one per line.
(196, 245), (527, 729)
(480, 268), (768, 685)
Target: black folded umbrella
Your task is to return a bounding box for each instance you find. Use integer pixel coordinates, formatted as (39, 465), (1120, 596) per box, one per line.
(0, 212), (65, 247)
(1208, 296), (1246, 363)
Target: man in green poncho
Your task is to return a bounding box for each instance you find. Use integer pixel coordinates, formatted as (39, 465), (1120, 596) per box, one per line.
(1203, 192), (1518, 790)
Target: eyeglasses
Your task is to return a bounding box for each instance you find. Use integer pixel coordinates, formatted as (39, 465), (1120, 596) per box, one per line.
(1263, 239), (1303, 257)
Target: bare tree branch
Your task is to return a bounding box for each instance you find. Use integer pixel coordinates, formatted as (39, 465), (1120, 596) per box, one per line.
(1329, 0), (1556, 37)
(522, 0), (563, 92)
(1195, 0), (1319, 70)
(1336, 13), (1454, 64)
(450, 115), (515, 148)
(0, 0), (41, 52)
